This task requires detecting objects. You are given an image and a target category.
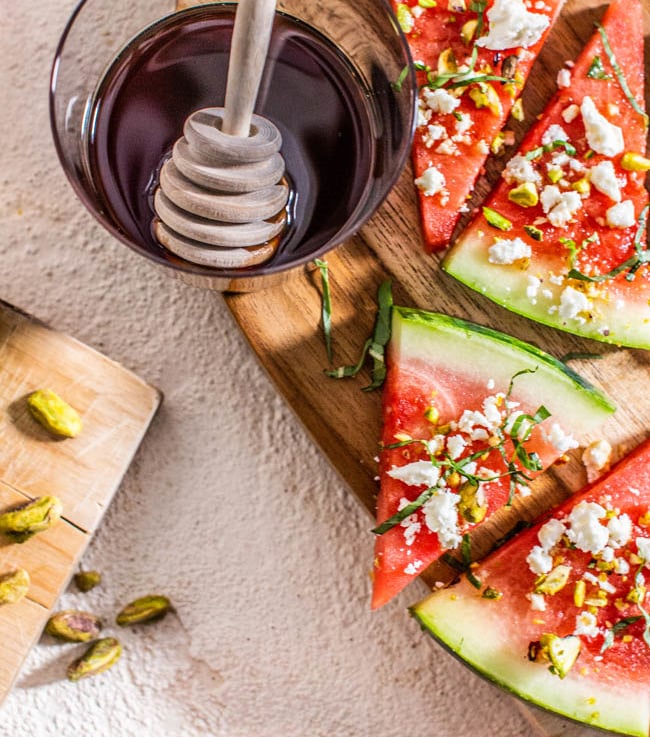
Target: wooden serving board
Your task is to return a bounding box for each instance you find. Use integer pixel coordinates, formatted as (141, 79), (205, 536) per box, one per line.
(0, 300), (160, 703)
(223, 0), (650, 734)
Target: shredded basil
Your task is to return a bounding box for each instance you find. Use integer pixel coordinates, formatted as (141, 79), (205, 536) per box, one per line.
(324, 280), (393, 392)
(633, 564), (650, 648)
(600, 616), (642, 654)
(314, 259), (333, 363)
(371, 487), (435, 535)
(596, 22), (648, 125)
(568, 205), (650, 283)
(373, 368), (551, 536)
(525, 139), (577, 161)
(586, 55), (611, 81)
(441, 535), (481, 588)
(561, 352), (604, 363)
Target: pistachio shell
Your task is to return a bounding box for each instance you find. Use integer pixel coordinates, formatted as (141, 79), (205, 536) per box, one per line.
(116, 595), (172, 626)
(27, 389), (82, 438)
(46, 610), (102, 643)
(0, 568), (30, 605)
(67, 638), (122, 682)
(0, 496), (63, 543)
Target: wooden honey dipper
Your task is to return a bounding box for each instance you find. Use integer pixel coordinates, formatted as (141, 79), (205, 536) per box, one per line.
(153, 0), (288, 269)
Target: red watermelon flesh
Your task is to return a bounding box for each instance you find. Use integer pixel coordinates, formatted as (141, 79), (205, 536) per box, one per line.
(393, 0), (564, 251)
(371, 307), (615, 609)
(443, 0), (650, 348)
(412, 437), (650, 736)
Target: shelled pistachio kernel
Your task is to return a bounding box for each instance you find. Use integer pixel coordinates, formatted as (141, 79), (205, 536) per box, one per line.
(74, 570), (102, 592)
(0, 568), (30, 605)
(27, 389), (82, 438)
(116, 595), (172, 626)
(67, 637), (122, 682)
(0, 495), (63, 543)
(46, 610), (102, 643)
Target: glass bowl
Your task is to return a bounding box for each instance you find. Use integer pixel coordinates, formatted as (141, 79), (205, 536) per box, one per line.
(50, 0), (416, 291)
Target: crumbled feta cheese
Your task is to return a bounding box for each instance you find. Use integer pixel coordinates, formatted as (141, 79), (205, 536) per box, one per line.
(527, 592), (547, 611)
(574, 610), (600, 638)
(446, 434), (467, 460)
(606, 200), (636, 229)
(540, 185), (582, 227)
(475, 0), (550, 50)
(526, 545), (553, 575)
(422, 123), (447, 147)
(582, 438), (612, 482)
(387, 460), (440, 487)
(589, 160), (622, 202)
(541, 124), (569, 146)
(487, 237), (532, 264)
(416, 101), (432, 127)
(562, 104), (580, 123)
(425, 435), (446, 456)
(414, 166), (446, 197)
(565, 501), (609, 554)
(543, 422), (579, 454)
(503, 154), (542, 185)
(526, 275), (541, 303)
(436, 138), (460, 156)
(636, 537), (650, 562)
(615, 558), (630, 575)
(404, 560), (423, 575)
(455, 113), (473, 136)
(422, 491), (462, 549)
(422, 87), (461, 114)
(581, 96), (624, 157)
(538, 518), (566, 551)
(556, 68), (571, 88)
(608, 513), (632, 549)
(558, 285), (592, 322)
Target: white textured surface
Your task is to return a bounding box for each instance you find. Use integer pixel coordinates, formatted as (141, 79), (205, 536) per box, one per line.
(0, 3), (539, 736)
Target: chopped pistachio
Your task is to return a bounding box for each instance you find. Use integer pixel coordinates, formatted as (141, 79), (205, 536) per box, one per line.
(469, 83), (502, 116)
(419, 0), (438, 6)
(460, 18), (478, 44)
(424, 406), (440, 424)
(524, 225), (544, 241)
(534, 564), (572, 595)
(547, 168), (563, 184)
(571, 177), (591, 194)
(396, 3), (415, 33)
(508, 182), (539, 208)
(511, 98), (525, 122)
(483, 206), (512, 231)
(573, 579), (586, 607)
(540, 633), (581, 678)
(491, 132), (506, 155)
(458, 480), (487, 524)
(621, 152), (650, 172)
(437, 47), (457, 75)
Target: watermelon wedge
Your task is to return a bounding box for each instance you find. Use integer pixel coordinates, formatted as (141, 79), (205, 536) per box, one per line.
(412, 437), (650, 737)
(443, 0), (650, 348)
(394, 0), (564, 251)
(371, 307), (615, 609)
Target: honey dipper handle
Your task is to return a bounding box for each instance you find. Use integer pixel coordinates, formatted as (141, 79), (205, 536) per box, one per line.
(222, 0), (277, 138)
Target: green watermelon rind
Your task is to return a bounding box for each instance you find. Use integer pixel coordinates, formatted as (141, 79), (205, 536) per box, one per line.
(392, 307), (616, 423)
(410, 585), (649, 737)
(441, 248), (650, 350)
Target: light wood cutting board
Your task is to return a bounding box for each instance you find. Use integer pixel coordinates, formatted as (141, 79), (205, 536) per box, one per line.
(224, 1), (650, 734)
(0, 300), (160, 703)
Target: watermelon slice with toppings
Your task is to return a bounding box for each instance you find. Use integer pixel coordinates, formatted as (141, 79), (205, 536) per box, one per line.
(443, 0), (650, 348)
(412, 437), (650, 737)
(394, 0), (564, 251)
(371, 306), (615, 609)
